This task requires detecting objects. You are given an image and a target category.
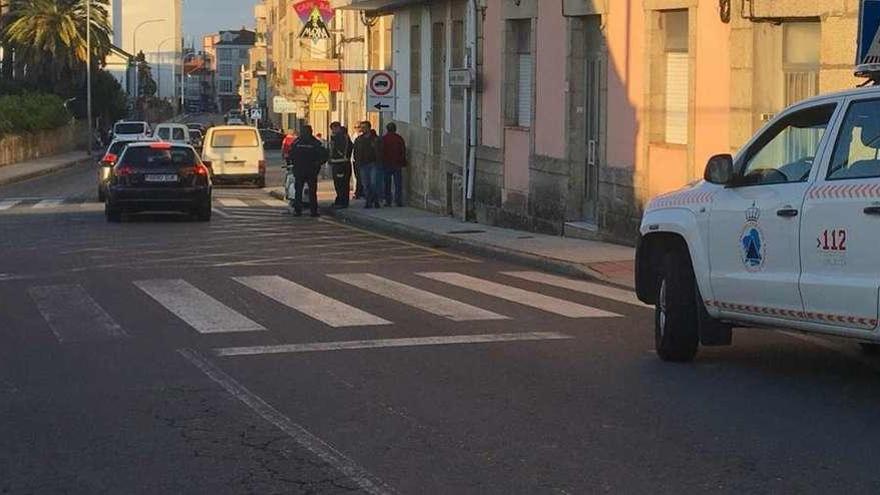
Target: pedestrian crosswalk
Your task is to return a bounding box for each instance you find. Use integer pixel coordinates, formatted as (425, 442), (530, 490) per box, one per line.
(17, 271), (646, 347)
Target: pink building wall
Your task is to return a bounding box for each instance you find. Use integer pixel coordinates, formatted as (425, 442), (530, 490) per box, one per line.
(693, 1), (731, 179)
(605, 0), (644, 172)
(480, 0), (503, 149)
(534, 0), (566, 159)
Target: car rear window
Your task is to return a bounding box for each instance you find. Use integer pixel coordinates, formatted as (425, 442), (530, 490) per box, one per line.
(157, 128), (170, 140)
(121, 147), (198, 167)
(115, 123), (145, 134)
(189, 130), (202, 139)
(211, 129), (259, 147)
(172, 128), (186, 141)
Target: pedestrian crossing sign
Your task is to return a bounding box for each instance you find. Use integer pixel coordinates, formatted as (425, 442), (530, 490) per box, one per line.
(310, 83), (331, 112)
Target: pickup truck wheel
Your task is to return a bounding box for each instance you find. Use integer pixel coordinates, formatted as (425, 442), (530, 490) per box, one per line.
(655, 251), (699, 362)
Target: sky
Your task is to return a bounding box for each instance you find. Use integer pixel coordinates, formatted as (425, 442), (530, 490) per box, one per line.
(182, 0), (257, 46)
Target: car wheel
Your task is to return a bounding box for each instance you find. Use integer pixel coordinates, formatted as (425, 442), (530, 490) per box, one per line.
(105, 201), (122, 223)
(195, 201), (212, 222)
(655, 250), (699, 362)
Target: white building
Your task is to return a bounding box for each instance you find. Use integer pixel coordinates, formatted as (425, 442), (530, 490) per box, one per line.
(106, 0), (184, 101)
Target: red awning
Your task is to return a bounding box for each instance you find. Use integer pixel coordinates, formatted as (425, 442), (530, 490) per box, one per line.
(292, 70), (344, 92)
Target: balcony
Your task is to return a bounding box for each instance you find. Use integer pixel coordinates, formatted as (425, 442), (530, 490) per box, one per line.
(330, 0), (428, 14)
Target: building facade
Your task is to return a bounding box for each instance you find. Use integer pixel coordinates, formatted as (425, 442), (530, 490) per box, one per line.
(107, 0), (184, 101)
(334, 0), (862, 244)
(214, 29), (256, 113)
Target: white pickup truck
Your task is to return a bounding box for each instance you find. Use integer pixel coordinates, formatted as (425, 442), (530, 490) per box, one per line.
(636, 86), (880, 361)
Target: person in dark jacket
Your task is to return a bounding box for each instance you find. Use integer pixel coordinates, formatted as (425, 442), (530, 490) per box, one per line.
(352, 121), (382, 209)
(328, 121), (353, 208)
(381, 122), (407, 207)
(289, 125), (328, 217)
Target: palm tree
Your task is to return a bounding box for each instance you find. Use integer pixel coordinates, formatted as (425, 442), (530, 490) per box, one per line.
(1, 0), (112, 83)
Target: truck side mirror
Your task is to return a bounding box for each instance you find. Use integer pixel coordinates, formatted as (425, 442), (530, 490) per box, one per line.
(704, 154), (734, 185)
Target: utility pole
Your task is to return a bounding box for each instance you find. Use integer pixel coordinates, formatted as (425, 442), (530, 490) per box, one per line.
(86, 0), (93, 156)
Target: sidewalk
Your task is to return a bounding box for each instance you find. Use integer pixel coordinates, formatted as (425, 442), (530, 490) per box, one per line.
(268, 182), (636, 289)
(0, 150), (90, 186)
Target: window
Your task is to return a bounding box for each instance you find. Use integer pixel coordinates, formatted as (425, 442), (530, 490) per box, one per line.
(828, 99), (880, 180)
(240, 48), (249, 59)
(219, 80), (233, 93)
(783, 22), (820, 106)
(739, 104), (836, 186)
(219, 64), (235, 77)
(507, 19), (532, 128)
(662, 10), (689, 145)
(172, 128), (186, 141)
(411, 24), (421, 95)
(157, 128), (171, 140)
(451, 20), (464, 100)
(211, 129), (260, 148)
(121, 147), (198, 167)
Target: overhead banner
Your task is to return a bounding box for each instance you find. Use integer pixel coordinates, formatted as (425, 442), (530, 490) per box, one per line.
(294, 0), (334, 42)
(292, 70), (343, 92)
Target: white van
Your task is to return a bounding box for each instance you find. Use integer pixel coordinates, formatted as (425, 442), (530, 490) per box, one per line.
(112, 121), (151, 141)
(155, 123), (191, 145)
(201, 126), (266, 187)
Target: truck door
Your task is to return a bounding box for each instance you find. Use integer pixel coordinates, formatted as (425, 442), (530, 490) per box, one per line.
(800, 97), (880, 331)
(708, 103), (838, 321)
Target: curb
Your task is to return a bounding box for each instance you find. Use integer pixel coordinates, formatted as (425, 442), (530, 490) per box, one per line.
(0, 155), (92, 187)
(270, 186), (635, 291)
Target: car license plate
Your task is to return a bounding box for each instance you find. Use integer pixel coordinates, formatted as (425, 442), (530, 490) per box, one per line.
(145, 174), (177, 183)
(225, 161), (245, 167)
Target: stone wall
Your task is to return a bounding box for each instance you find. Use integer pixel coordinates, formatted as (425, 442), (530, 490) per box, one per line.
(0, 123), (85, 168)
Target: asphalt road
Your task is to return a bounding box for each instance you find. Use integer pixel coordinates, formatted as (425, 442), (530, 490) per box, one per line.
(2, 136), (880, 493)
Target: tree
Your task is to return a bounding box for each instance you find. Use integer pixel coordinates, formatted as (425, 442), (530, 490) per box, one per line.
(134, 51), (156, 98)
(1, 0), (112, 84)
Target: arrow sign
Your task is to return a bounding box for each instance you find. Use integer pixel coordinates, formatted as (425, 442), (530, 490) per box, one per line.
(373, 102), (390, 110)
(366, 70), (396, 113)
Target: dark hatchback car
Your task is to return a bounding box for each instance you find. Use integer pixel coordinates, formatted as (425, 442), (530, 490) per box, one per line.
(105, 142), (212, 222)
(259, 129), (284, 150)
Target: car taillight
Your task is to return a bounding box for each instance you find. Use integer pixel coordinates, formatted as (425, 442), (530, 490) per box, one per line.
(101, 153), (117, 166)
(115, 165), (135, 177)
(195, 164), (210, 176)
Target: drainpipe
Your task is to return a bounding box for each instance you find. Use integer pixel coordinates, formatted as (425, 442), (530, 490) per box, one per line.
(463, 0), (479, 222)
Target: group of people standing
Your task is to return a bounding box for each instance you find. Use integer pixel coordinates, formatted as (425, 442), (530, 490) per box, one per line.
(283, 121), (407, 216)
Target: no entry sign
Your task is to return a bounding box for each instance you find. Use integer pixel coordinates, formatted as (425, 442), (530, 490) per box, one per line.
(366, 70), (396, 113)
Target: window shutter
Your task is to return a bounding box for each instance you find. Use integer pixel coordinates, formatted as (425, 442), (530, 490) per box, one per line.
(517, 53), (533, 128)
(665, 52), (689, 145)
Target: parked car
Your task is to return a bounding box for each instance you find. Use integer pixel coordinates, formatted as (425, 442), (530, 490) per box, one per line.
(259, 129), (284, 150)
(111, 121), (151, 141)
(201, 125), (265, 187)
(105, 141), (212, 222)
(636, 85), (880, 362)
(154, 123), (191, 145)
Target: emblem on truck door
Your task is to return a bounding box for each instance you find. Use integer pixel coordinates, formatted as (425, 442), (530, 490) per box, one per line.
(740, 202), (765, 272)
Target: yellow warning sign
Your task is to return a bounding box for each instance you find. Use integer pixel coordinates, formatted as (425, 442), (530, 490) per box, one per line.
(310, 83), (330, 111)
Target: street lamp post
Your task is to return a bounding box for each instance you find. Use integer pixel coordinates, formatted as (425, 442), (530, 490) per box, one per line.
(132, 18), (166, 101)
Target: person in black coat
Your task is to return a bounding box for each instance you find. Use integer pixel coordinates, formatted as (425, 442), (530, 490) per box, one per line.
(289, 125), (328, 217)
(328, 121), (353, 208)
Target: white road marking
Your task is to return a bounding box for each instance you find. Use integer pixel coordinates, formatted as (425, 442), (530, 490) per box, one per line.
(329, 273), (508, 322)
(211, 207), (231, 218)
(419, 272), (622, 318)
(32, 199), (63, 209)
(214, 331), (573, 356)
(134, 279), (266, 333)
(177, 349), (393, 495)
(28, 284), (128, 343)
(261, 198), (289, 207)
(218, 198), (249, 207)
(502, 271), (650, 308)
(0, 200), (20, 210)
(234, 275), (391, 327)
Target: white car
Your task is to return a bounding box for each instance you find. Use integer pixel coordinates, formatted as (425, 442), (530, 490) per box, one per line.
(201, 125), (266, 187)
(154, 123), (191, 145)
(636, 86), (880, 361)
(112, 121), (151, 141)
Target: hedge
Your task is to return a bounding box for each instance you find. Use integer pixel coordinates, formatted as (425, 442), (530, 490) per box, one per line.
(0, 93), (71, 135)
